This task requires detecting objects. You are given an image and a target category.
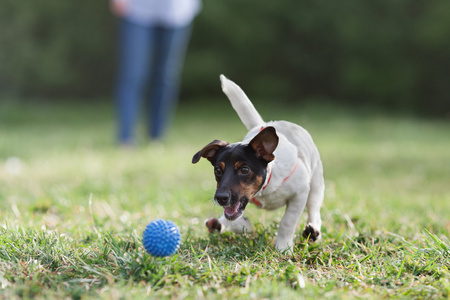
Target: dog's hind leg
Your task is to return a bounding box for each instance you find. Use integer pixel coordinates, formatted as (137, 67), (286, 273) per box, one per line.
(205, 215), (252, 234)
(302, 165), (324, 242)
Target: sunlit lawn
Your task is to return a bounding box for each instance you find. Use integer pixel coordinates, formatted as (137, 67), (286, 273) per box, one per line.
(0, 98), (449, 299)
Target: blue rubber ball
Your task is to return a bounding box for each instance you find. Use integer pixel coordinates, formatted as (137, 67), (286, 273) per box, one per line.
(142, 219), (181, 257)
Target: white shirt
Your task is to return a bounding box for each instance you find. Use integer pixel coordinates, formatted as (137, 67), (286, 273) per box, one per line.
(113, 0), (202, 27)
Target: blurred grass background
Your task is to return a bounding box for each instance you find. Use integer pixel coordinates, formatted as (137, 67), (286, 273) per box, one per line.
(1, 98), (449, 235)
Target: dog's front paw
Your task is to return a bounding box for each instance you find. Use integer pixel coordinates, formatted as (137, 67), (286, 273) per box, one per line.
(205, 218), (222, 233)
(302, 224), (321, 242)
(274, 237), (294, 252)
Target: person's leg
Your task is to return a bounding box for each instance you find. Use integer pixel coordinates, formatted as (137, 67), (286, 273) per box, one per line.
(115, 19), (153, 144)
(148, 24), (193, 140)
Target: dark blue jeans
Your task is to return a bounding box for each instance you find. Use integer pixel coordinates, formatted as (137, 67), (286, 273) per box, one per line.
(115, 19), (192, 143)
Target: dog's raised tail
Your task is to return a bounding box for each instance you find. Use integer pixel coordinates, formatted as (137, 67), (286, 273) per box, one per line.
(220, 75), (264, 131)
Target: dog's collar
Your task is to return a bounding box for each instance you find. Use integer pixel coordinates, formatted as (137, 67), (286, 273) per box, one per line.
(252, 160), (298, 207)
(282, 160), (299, 184)
(261, 162), (273, 190)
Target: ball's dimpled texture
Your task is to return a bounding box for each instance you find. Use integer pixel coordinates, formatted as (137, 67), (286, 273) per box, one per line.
(142, 219), (181, 257)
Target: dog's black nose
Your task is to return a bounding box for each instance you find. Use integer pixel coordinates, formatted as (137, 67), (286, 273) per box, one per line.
(215, 191), (230, 206)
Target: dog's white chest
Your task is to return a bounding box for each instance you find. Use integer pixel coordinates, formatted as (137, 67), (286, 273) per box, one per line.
(251, 160), (300, 210)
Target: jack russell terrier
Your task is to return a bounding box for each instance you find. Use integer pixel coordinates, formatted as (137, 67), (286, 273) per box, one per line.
(192, 75), (324, 251)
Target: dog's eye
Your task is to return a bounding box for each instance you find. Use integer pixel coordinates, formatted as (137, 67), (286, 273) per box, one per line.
(214, 167), (223, 177)
(240, 166), (251, 175)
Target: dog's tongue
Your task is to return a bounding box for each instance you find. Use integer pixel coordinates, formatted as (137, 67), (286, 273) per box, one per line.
(224, 201), (240, 219)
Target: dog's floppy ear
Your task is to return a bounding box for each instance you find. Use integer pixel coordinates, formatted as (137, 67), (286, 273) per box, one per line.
(249, 126), (279, 162)
(192, 140), (229, 164)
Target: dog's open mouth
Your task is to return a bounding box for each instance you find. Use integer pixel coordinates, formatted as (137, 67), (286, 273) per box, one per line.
(223, 201), (244, 221)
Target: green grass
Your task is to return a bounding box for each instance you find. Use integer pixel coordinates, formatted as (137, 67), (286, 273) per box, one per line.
(0, 98), (449, 299)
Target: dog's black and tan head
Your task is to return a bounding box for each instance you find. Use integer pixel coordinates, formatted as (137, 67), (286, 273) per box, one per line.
(192, 127), (279, 221)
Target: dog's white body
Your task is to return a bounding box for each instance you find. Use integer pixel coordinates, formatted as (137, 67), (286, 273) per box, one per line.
(217, 75), (324, 251)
